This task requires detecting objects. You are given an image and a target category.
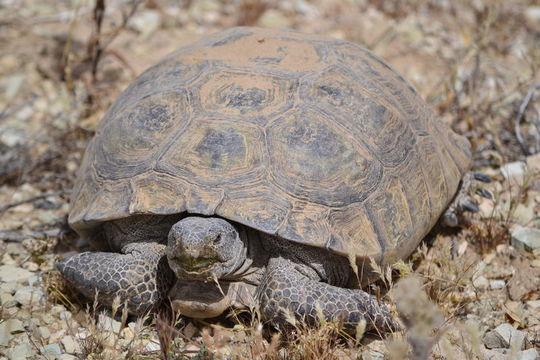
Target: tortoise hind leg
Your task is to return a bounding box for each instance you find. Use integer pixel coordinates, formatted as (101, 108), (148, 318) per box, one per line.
(56, 242), (175, 314)
(256, 257), (398, 332)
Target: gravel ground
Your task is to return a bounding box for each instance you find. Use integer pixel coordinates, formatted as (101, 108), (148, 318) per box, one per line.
(0, 0), (539, 359)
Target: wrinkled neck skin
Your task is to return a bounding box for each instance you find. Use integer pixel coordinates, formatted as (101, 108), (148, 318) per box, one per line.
(224, 226), (267, 285)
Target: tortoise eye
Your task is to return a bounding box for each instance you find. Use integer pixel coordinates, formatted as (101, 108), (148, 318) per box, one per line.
(212, 234), (222, 244)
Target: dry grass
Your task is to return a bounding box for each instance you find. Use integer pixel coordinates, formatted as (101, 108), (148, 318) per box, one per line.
(1, 0), (539, 358)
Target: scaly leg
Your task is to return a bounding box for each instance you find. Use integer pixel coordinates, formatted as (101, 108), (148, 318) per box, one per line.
(57, 242), (175, 314)
(256, 257), (398, 331)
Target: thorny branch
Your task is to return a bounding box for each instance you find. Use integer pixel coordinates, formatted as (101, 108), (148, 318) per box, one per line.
(514, 82), (540, 156)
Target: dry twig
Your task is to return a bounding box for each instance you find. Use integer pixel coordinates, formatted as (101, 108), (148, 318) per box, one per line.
(0, 190), (70, 214)
(514, 82), (540, 156)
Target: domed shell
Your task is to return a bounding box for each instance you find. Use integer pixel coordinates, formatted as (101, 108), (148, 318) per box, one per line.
(69, 27), (471, 265)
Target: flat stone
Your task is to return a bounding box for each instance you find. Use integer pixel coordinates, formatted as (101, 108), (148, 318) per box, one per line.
(61, 335), (80, 354)
(500, 161), (527, 185)
(40, 343), (62, 357)
(472, 275), (489, 290)
(526, 300), (540, 310)
(129, 10), (162, 37)
(0, 293), (16, 308)
(58, 355), (77, 360)
(14, 286), (44, 306)
(5, 342), (34, 359)
(481, 348), (507, 360)
(0, 265), (34, 283)
(518, 348), (538, 360)
(511, 226), (540, 252)
(98, 313), (122, 333)
(257, 9), (293, 29)
(483, 323), (527, 350)
(490, 280), (506, 290)
(145, 340), (161, 352)
(0, 319), (24, 346)
(38, 326), (51, 340)
(525, 6), (540, 30)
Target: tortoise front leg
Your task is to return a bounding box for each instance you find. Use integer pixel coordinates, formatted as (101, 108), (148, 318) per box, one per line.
(57, 242), (175, 314)
(442, 172), (492, 226)
(256, 257), (398, 331)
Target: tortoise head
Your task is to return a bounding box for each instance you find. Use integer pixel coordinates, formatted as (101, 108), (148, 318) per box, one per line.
(167, 216), (247, 281)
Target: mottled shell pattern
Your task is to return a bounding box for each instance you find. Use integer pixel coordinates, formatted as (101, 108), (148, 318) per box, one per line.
(69, 27), (471, 265)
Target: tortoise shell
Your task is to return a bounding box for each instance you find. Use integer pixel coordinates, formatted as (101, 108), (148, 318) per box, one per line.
(69, 27), (471, 265)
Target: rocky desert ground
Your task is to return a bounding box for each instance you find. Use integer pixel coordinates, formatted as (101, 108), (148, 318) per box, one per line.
(0, 0), (539, 359)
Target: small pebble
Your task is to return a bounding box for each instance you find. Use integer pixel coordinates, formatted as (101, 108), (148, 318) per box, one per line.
(0, 293), (17, 308)
(5, 342), (34, 359)
(39, 343), (62, 357)
(61, 335), (81, 354)
(58, 355), (78, 360)
(490, 280), (506, 290)
(472, 275), (489, 290)
(511, 226), (540, 252)
(518, 348), (538, 360)
(98, 313), (122, 333)
(145, 340), (161, 352)
(0, 319), (24, 346)
(37, 326), (51, 340)
(483, 323), (527, 350)
(0, 265), (34, 283)
(500, 161), (527, 185)
(14, 286), (44, 306)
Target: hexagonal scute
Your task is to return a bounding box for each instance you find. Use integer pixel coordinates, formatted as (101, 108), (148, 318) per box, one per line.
(95, 90), (190, 180)
(217, 183), (292, 234)
(196, 70), (296, 124)
(266, 107), (383, 207)
(300, 66), (418, 167)
(158, 117), (265, 187)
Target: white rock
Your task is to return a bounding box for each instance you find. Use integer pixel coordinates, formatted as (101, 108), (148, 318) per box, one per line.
(2, 74), (26, 101)
(500, 161), (528, 185)
(61, 335), (81, 354)
(129, 10), (162, 37)
(40, 343), (62, 357)
(511, 226), (540, 252)
(490, 280), (506, 290)
(98, 313), (122, 333)
(58, 355), (77, 360)
(525, 6), (540, 30)
(145, 340), (161, 352)
(0, 293), (16, 308)
(5, 342), (34, 359)
(37, 326), (51, 340)
(0, 319), (24, 346)
(526, 152), (540, 172)
(1, 253), (16, 265)
(481, 348), (507, 360)
(50, 305), (67, 314)
(483, 323), (527, 350)
(518, 348), (538, 360)
(472, 275), (489, 290)
(526, 300), (540, 310)
(257, 9), (293, 29)
(0, 265), (34, 283)
(14, 286), (44, 306)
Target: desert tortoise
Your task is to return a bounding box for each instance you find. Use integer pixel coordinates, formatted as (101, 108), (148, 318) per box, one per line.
(57, 27), (480, 330)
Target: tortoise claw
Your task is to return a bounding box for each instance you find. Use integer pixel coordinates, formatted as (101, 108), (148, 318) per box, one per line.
(472, 172), (491, 183)
(461, 199), (479, 213)
(476, 188), (493, 199)
(442, 211), (459, 227)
